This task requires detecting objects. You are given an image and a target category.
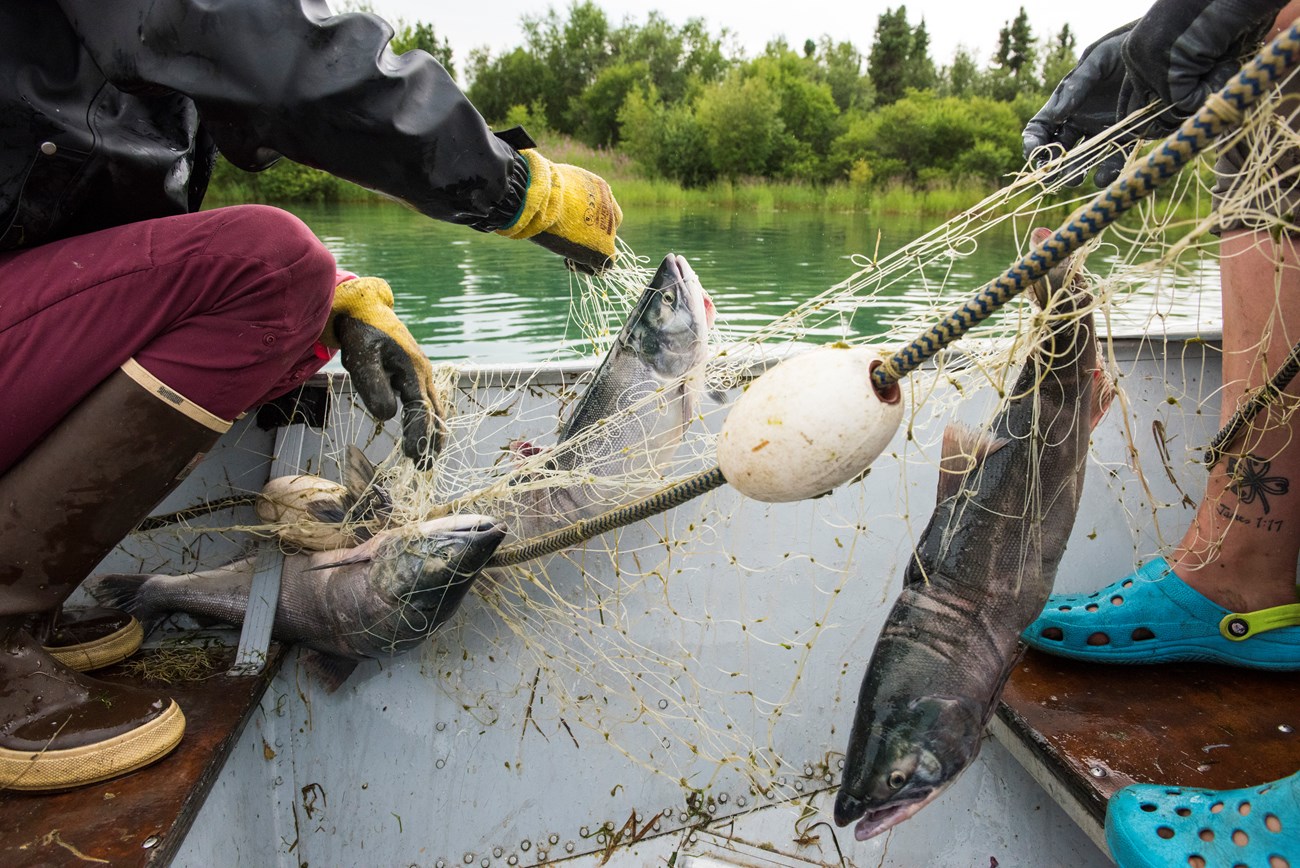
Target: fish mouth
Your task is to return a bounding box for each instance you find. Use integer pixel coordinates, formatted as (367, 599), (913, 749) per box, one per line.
(412, 515), (507, 559)
(849, 789), (939, 841)
(672, 255), (715, 329)
(454, 516), (508, 552)
(650, 253), (715, 330)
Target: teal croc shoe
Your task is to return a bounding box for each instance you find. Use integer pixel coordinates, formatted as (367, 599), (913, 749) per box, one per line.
(1105, 771), (1300, 868)
(1021, 558), (1300, 670)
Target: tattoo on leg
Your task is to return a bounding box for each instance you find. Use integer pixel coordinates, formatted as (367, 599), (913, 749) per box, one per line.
(1226, 453), (1290, 515)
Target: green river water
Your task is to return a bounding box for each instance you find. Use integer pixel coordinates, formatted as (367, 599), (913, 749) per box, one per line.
(285, 201), (1221, 365)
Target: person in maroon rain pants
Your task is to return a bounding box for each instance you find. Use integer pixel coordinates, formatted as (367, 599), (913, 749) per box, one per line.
(0, 0), (621, 792)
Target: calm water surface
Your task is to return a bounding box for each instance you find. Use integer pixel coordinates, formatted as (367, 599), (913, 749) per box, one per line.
(286, 201), (1222, 364)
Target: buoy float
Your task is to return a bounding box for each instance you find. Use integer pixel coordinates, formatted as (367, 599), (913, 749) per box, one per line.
(717, 346), (904, 503)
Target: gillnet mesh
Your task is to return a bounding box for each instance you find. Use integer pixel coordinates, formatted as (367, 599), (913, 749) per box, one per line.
(115, 65), (1300, 812)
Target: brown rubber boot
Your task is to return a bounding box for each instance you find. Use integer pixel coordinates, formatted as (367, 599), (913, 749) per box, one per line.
(0, 619), (184, 791)
(31, 606), (144, 672)
(0, 361), (228, 790)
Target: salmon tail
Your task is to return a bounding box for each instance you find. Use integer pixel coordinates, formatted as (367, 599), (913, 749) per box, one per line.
(85, 574), (157, 620)
(937, 422), (1011, 502)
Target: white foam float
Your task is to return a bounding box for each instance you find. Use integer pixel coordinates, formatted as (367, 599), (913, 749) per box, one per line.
(717, 345), (904, 503)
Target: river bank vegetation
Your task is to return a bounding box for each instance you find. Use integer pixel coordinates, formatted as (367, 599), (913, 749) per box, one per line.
(206, 3), (1119, 216)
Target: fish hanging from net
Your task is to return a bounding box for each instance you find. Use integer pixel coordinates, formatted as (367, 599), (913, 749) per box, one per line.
(109, 57), (1300, 804)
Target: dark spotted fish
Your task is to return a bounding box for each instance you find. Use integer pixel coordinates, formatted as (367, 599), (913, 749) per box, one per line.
(834, 229), (1114, 840)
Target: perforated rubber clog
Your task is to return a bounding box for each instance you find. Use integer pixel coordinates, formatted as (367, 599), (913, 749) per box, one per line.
(1022, 558), (1300, 670)
(1106, 771), (1300, 868)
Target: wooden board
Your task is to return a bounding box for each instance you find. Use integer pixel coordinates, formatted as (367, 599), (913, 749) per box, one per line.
(997, 648), (1300, 833)
(0, 644), (283, 867)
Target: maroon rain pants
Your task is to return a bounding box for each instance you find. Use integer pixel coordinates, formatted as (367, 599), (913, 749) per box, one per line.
(0, 205), (338, 472)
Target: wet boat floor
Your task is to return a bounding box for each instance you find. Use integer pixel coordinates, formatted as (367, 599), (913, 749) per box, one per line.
(0, 643), (284, 867)
(4, 644), (1295, 864)
(998, 648), (1300, 828)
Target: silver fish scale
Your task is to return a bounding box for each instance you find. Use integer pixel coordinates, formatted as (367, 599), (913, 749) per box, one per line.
(510, 259), (709, 541)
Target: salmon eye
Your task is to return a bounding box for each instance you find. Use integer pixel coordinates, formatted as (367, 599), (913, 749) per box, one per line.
(661, 290), (675, 305)
(887, 771), (907, 790)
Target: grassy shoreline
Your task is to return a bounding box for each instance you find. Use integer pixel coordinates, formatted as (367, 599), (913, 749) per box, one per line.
(206, 136), (1210, 225)
(205, 136), (1015, 218)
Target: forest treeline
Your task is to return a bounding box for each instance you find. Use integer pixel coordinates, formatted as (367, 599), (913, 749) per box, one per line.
(211, 2), (1080, 209)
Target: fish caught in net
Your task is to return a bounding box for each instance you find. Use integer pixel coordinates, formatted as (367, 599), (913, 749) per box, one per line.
(101, 60), (1300, 821)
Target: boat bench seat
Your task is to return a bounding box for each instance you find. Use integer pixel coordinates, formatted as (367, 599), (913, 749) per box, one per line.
(993, 647), (1300, 855)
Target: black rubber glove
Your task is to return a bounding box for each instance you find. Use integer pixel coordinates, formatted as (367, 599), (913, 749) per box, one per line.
(1023, 23), (1137, 187)
(1118, 0), (1288, 135)
(323, 278), (444, 470)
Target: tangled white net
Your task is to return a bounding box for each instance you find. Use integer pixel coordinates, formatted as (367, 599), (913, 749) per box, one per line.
(121, 64), (1300, 814)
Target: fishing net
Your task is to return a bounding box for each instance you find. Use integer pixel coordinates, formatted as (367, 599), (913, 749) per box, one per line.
(112, 51), (1300, 857)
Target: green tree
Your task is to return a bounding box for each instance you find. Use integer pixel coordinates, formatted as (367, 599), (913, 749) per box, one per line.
(908, 20), (937, 92)
(869, 7), (914, 105)
(389, 20), (455, 79)
(1040, 24), (1078, 92)
(618, 86), (716, 187)
(831, 91), (1023, 185)
(991, 7), (1038, 99)
(465, 47), (548, 126)
(869, 7), (937, 105)
(748, 47), (842, 181)
(607, 13), (730, 105)
(695, 71), (784, 180)
(678, 18), (730, 89)
(521, 1), (612, 133)
(939, 47), (983, 97)
(579, 61), (649, 147)
(610, 13), (681, 97)
(813, 37), (874, 112)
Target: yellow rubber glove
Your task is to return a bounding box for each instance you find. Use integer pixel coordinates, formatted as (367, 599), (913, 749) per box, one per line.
(322, 277), (444, 469)
(495, 150), (622, 274)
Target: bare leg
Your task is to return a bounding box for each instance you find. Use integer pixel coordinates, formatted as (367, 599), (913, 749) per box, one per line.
(1168, 229), (1300, 611)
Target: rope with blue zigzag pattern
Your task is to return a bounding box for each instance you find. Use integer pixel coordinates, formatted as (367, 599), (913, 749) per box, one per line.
(872, 23), (1300, 391)
(486, 23), (1300, 566)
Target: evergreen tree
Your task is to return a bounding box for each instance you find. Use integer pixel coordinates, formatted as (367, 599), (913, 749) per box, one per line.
(909, 19), (937, 92)
(1040, 24), (1078, 91)
(939, 47), (982, 98)
(868, 7), (914, 105)
(991, 7), (1038, 99)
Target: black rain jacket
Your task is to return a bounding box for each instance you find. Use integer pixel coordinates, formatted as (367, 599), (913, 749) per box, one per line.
(0, 0), (528, 251)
